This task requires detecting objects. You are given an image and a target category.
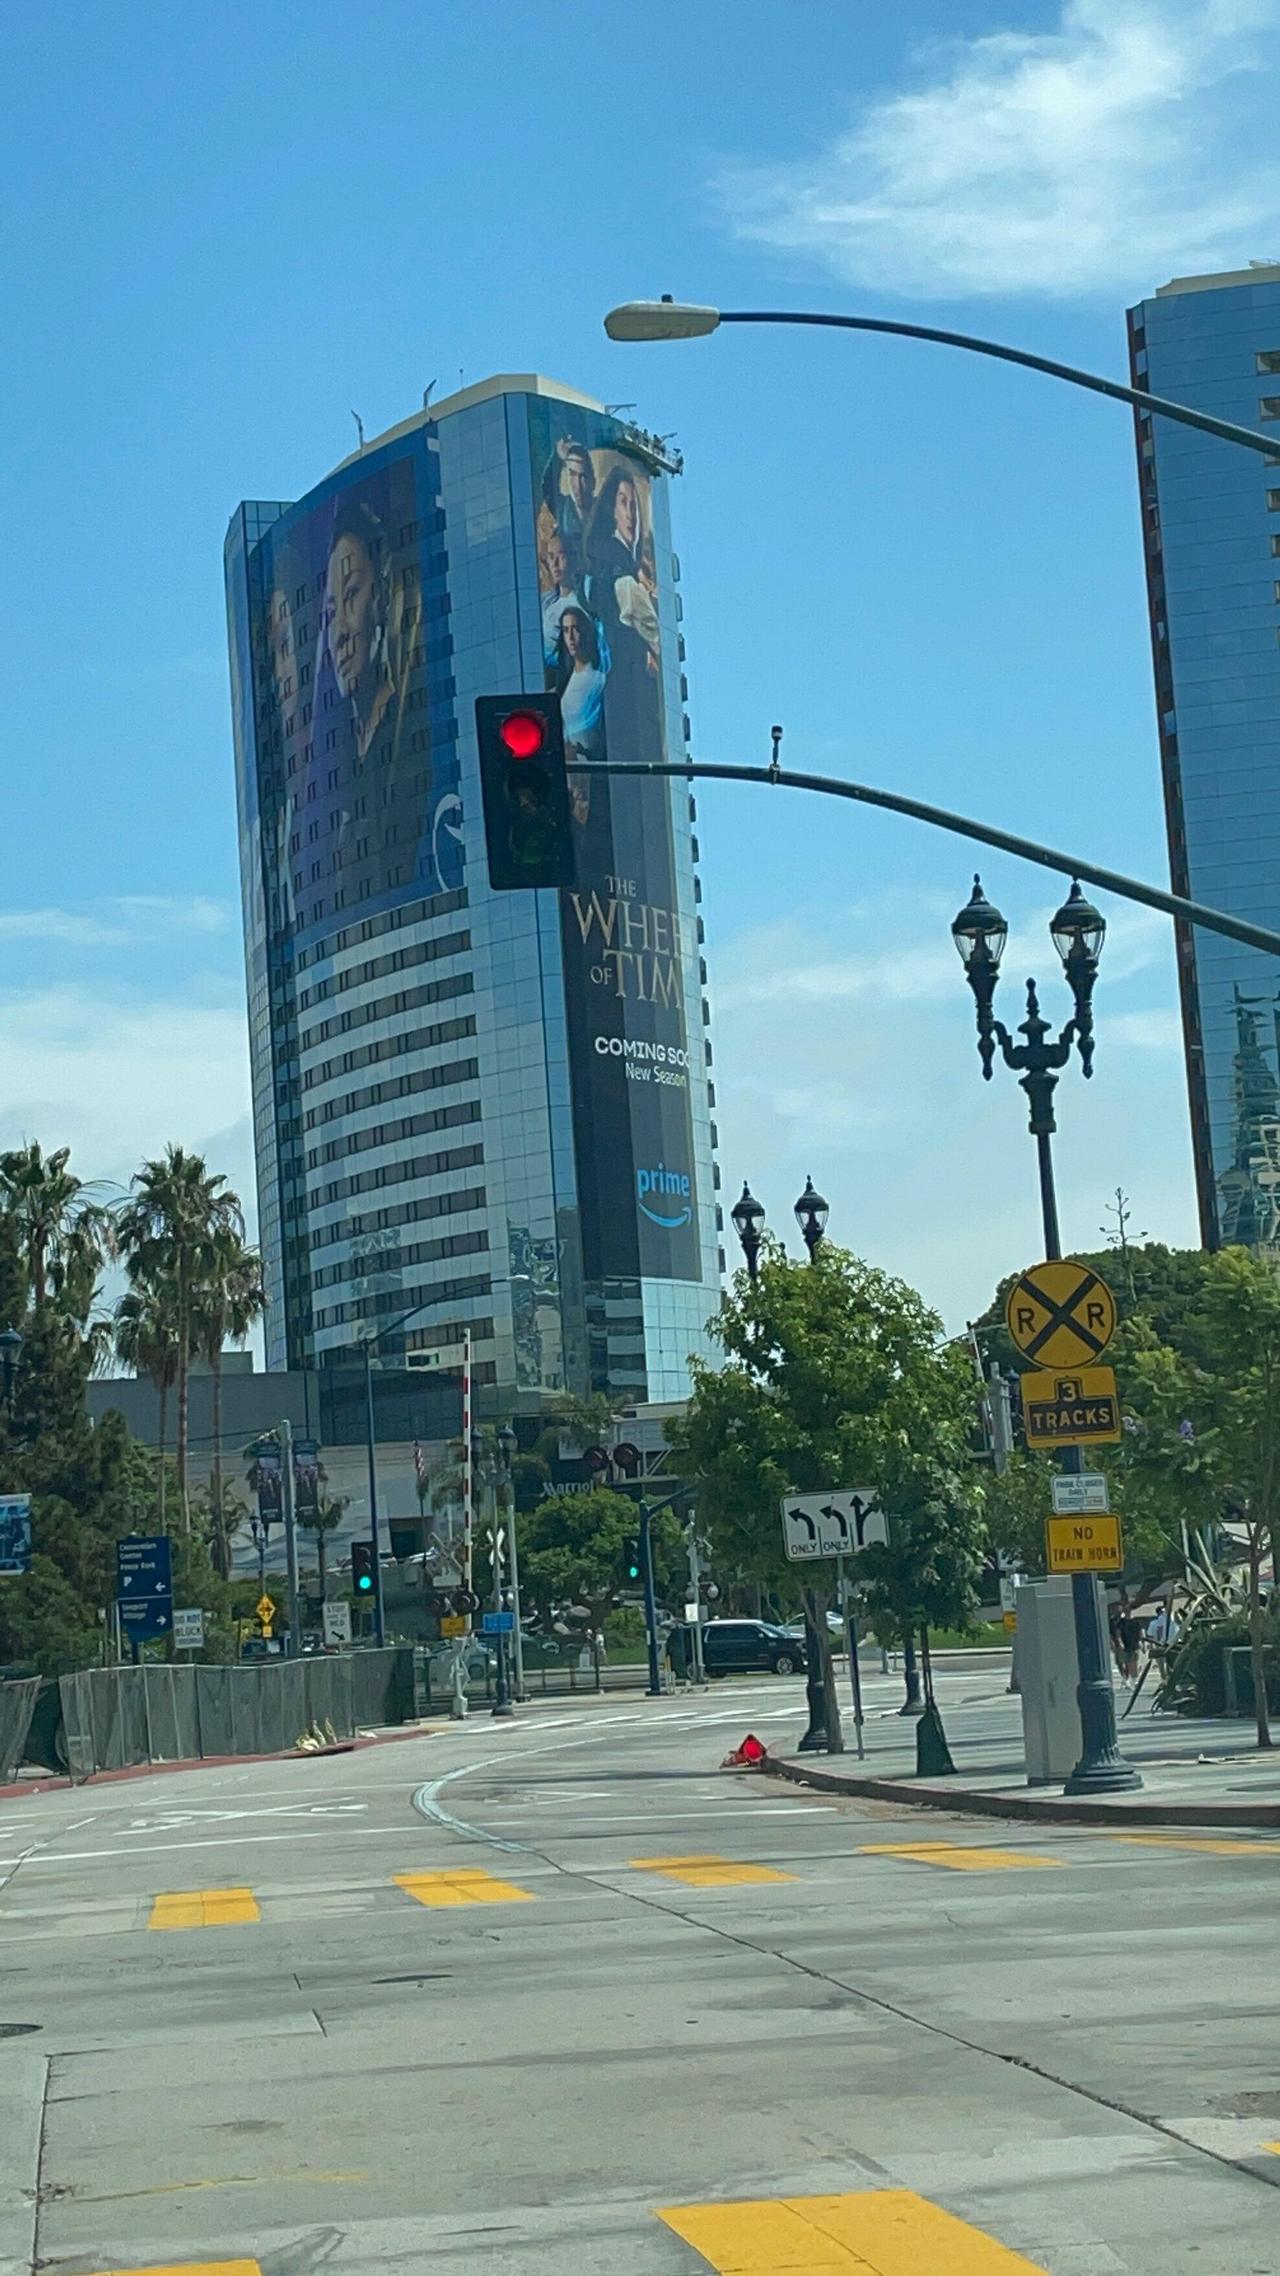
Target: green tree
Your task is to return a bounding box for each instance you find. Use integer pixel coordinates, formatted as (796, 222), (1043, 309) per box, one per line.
(519, 1487), (682, 1639)
(670, 1243), (986, 1743)
(192, 1230), (266, 1577)
(0, 1141), (109, 1321)
(113, 1271), (180, 1528)
(115, 1147), (243, 1532)
(301, 1489), (347, 1601)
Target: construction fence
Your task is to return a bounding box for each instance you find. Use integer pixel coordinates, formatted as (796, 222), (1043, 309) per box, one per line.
(2, 1647), (418, 1780)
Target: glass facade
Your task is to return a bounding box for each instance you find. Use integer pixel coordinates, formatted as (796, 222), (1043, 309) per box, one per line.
(225, 376), (723, 1409)
(1129, 265), (1280, 1252)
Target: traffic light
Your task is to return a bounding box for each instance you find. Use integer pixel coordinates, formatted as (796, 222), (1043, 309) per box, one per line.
(351, 1541), (375, 1596)
(623, 1536), (642, 1584)
(475, 693), (575, 891)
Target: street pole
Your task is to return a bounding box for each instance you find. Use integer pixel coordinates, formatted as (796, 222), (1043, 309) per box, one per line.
(1030, 1118), (1140, 1796)
(489, 1453), (513, 1719)
(498, 1426), (525, 1702)
(836, 1554), (865, 1761)
(362, 1339), (386, 1648)
(639, 1500), (662, 1697)
(685, 1519), (706, 1685)
(280, 1415), (301, 1660)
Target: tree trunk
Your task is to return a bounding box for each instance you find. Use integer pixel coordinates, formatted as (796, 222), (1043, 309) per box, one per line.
(1249, 1539), (1272, 1749)
(801, 1583), (842, 1753)
(900, 1630), (924, 1715)
(156, 1381), (168, 1528)
(211, 1344), (226, 1579)
(175, 1312), (190, 1534)
(317, 1528), (328, 1600)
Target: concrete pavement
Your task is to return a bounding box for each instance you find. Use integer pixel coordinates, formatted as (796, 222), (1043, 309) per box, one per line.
(0, 1664), (1277, 2272)
(772, 1666), (1280, 1824)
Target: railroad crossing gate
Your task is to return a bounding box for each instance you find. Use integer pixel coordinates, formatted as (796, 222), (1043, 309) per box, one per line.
(1005, 1260), (1117, 1371)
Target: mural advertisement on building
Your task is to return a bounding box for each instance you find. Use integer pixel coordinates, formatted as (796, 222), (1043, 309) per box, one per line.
(237, 444), (463, 942)
(529, 402), (701, 1283)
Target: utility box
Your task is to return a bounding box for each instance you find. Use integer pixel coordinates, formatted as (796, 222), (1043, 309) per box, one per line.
(1017, 1578), (1082, 1786)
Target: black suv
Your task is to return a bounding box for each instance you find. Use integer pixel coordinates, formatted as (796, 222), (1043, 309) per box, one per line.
(700, 1619), (806, 1677)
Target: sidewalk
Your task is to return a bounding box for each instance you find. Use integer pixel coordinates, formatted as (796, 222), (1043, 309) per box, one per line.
(767, 1679), (1280, 1827)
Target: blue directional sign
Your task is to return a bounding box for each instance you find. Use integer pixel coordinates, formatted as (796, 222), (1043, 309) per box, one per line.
(116, 1534), (173, 1640)
(481, 1609), (514, 1634)
(0, 1495), (32, 1577)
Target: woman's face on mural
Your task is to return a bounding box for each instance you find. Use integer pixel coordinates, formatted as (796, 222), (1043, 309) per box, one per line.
(614, 479), (639, 547)
(546, 533), (569, 589)
(324, 535), (377, 696)
(562, 609), (584, 659)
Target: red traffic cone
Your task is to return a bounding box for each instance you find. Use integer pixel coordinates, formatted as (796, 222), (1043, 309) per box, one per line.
(721, 1732), (768, 1769)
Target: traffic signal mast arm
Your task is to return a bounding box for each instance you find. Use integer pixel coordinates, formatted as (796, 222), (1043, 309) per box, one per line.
(575, 759), (1280, 963)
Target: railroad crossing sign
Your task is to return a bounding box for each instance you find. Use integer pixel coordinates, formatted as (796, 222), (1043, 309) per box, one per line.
(1005, 1260), (1117, 1370)
(1045, 1513), (1124, 1574)
(780, 1490), (888, 1561)
(1023, 1368), (1122, 1448)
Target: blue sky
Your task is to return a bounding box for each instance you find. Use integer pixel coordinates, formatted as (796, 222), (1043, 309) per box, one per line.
(3, 0), (1278, 1327)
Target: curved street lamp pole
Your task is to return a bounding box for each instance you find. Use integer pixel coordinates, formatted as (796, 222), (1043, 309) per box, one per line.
(604, 299), (1279, 461)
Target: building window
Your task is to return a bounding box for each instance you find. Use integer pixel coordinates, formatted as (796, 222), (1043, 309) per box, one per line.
(1268, 490), (1280, 511)
(1262, 398), (1280, 421)
(1257, 351), (1280, 375)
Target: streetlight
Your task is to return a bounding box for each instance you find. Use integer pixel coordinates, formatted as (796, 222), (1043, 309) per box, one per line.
(951, 875), (1140, 1796)
(603, 300), (1280, 461)
(793, 1178), (829, 1259)
(730, 1182), (766, 1282)
(0, 1325), (22, 1411)
(730, 1182), (833, 1754)
(361, 1296), (439, 1650)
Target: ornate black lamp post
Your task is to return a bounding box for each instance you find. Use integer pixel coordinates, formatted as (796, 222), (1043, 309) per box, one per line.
(730, 1183), (766, 1282)
(793, 1178), (829, 1259)
(951, 876), (1140, 1795)
(730, 1182), (835, 1753)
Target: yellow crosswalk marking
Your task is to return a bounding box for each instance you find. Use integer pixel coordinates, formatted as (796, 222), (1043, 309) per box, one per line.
(148, 1888), (260, 1930)
(859, 1843), (1061, 1873)
(98, 2263), (261, 2274)
(393, 1868), (533, 1907)
(657, 2187), (1046, 2271)
(1116, 1834), (1280, 1857)
(630, 1854), (797, 1887)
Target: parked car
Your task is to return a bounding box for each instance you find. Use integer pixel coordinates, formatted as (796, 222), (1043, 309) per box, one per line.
(699, 1619), (806, 1677)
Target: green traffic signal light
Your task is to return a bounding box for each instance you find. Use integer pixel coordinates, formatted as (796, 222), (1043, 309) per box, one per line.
(352, 1542), (375, 1594)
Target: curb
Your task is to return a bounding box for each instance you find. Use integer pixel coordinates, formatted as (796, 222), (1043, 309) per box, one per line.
(765, 1755), (1280, 1829)
(0, 1719), (445, 1802)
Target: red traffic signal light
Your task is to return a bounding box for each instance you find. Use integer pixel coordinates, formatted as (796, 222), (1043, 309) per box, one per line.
(475, 693), (575, 892)
(498, 710), (546, 760)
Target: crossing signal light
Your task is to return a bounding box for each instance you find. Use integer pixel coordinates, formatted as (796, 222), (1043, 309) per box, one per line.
(475, 693), (575, 891)
(623, 1535), (642, 1584)
(351, 1541), (375, 1595)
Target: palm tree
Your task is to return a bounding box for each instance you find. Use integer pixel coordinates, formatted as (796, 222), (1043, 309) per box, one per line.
(0, 1141), (109, 1319)
(115, 1147), (243, 1533)
(303, 1490), (348, 1603)
(194, 1230), (266, 1578)
(113, 1274), (180, 1526)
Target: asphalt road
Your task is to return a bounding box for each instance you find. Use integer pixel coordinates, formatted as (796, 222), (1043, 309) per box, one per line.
(2, 1666), (1279, 2274)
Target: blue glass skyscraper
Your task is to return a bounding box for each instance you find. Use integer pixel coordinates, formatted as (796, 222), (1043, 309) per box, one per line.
(1129, 263), (1280, 1250)
(225, 376), (723, 1406)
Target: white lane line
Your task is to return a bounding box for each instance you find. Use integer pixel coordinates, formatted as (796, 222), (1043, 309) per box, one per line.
(478, 1805), (837, 1827)
(0, 1825), (429, 1866)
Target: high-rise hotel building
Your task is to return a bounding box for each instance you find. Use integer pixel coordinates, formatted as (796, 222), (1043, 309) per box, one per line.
(225, 377), (723, 1405)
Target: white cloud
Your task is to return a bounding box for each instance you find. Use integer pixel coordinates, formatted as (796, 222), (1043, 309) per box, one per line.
(0, 983), (254, 1213)
(0, 896), (235, 949)
(719, 0), (1280, 298)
